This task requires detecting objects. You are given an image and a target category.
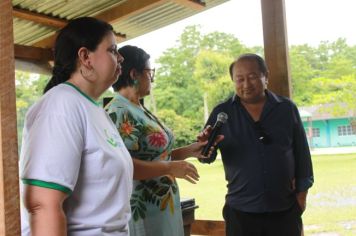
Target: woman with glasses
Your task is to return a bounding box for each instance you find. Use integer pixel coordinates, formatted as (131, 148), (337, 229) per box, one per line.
(105, 45), (216, 236)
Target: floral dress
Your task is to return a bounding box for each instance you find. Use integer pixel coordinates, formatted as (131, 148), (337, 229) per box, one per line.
(106, 94), (184, 236)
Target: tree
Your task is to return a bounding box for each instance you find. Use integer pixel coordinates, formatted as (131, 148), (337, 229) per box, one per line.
(154, 26), (204, 120)
(154, 25), (258, 145)
(308, 75), (356, 116)
(16, 71), (50, 144)
(321, 55), (355, 79)
(289, 38), (356, 111)
(289, 45), (318, 105)
(193, 50), (232, 120)
(156, 109), (199, 148)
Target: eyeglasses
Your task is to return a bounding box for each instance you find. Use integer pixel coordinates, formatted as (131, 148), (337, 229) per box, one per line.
(143, 68), (155, 81)
(254, 121), (271, 145)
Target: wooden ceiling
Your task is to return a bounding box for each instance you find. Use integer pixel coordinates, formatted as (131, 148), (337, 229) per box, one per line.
(12, 0), (230, 62)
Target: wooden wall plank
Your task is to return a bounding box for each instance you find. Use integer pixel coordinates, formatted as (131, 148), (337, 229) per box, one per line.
(0, 0), (21, 235)
(261, 0), (292, 97)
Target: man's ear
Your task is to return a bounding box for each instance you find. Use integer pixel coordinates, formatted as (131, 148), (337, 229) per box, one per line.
(265, 70), (269, 84)
(78, 47), (91, 68)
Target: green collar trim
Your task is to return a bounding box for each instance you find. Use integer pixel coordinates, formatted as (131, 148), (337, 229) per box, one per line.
(22, 179), (72, 195)
(64, 82), (99, 106)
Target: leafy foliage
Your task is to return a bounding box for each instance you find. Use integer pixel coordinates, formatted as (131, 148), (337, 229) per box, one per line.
(153, 25), (261, 146)
(15, 26), (355, 147)
(289, 38), (356, 118)
(157, 109), (199, 147)
(16, 72), (49, 145)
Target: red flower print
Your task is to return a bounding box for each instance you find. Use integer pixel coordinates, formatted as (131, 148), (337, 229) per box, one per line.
(120, 121), (134, 136)
(148, 132), (167, 148)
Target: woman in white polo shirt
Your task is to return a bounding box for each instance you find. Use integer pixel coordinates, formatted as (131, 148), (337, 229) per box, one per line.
(19, 17), (133, 236)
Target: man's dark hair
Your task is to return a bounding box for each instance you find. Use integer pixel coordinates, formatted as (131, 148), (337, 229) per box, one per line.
(229, 53), (268, 80)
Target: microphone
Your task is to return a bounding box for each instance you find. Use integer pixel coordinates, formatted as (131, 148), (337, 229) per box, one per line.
(201, 112), (228, 156)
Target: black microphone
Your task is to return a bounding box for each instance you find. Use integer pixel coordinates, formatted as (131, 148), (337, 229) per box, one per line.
(201, 112), (228, 156)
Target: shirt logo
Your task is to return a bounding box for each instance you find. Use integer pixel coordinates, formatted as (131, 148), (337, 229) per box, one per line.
(104, 129), (121, 147)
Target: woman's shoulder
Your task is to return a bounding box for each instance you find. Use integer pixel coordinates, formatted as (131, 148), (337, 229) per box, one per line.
(106, 95), (127, 110)
(51, 84), (92, 109)
(108, 95), (146, 117)
(106, 96), (145, 126)
(27, 84), (88, 120)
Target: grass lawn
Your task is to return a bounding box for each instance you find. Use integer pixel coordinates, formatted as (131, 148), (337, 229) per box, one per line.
(178, 153), (356, 236)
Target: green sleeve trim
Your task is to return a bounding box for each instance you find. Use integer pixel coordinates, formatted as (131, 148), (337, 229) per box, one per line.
(63, 82), (99, 106)
(22, 179), (72, 195)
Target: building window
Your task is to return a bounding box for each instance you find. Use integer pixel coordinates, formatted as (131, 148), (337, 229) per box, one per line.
(312, 128), (320, 137)
(338, 125), (353, 136)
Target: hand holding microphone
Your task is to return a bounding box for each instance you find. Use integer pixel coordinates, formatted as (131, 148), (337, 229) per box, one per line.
(199, 112), (228, 157)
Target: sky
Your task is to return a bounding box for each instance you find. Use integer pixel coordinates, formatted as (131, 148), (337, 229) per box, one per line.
(118, 0), (356, 64)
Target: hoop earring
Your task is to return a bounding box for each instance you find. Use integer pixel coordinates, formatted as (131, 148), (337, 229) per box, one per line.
(133, 79), (139, 88)
(80, 66), (94, 80)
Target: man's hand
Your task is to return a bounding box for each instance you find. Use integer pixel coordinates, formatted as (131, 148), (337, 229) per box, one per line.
(197, 125), (224, 154)
(296, 191), (308, 213)
(197, 125), (213, 142)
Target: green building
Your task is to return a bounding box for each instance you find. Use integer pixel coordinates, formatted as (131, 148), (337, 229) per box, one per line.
(300, 105), (356, 148)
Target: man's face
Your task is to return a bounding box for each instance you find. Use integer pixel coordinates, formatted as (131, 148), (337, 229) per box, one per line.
(232, 59), (268, 104)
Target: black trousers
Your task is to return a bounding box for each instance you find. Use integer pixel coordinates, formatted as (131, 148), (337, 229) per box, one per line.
(223, 202), (303, 236)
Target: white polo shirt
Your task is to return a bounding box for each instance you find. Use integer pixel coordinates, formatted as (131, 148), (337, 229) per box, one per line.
(20, 83), (133, 236)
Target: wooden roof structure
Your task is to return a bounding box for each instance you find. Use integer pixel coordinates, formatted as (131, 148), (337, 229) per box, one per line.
(0, 0), (291, 235)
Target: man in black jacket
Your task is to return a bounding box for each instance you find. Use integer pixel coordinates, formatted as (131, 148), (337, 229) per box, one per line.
(200, 53), (314, 236)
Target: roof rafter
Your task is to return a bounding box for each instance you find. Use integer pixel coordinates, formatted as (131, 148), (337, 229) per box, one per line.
(14, 44), (53, 61)
(31, 0), (168, 48)
(173, 0), (206, 10)
(13, 6), (67, 28)
(94, 0), (167, 24)
(13, 5), (128, 48)
(17, 0), (206, 49)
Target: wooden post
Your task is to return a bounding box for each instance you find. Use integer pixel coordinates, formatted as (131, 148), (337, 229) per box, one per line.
(0, 0), (21, 235)
(261, 0), (292, 98)
(351, 119), (356, 135)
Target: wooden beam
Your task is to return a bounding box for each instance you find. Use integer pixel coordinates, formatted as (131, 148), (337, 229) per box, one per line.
(94, 0), (167, 24)
(15, 59), (52, 75)
(261, 0), (291, 98)
(0, 1), (21, 235)
(31, 0), (203, 49)
(14, 44), (53, 61)
(32, 33), (58, 48)
(33, 0), (163, 48)
(191, 220), (225, 235)
(173, 0), (206, 10)
(13, 6), (67, 28)
(33, 31), (126, 49)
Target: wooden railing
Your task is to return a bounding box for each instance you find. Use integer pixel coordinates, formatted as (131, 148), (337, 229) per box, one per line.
(181, 199), (225, 236)
(191, 220), (225, 236)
